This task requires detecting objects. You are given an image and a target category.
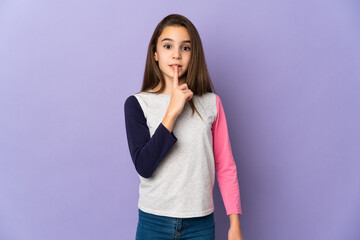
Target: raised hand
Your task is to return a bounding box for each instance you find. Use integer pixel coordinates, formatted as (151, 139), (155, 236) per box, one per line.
(167, 65), (193, 117)
(161, 65), (193, 133)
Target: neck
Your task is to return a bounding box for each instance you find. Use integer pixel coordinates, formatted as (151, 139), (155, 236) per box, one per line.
(153, 76), (186, 94)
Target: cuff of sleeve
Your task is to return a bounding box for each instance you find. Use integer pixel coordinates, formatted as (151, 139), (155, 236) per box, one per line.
(227, 209), (243, 215)
(159, 122), (178, 141)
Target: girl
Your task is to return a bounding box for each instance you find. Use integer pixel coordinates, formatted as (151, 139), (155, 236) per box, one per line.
(124, 14), (244, 240)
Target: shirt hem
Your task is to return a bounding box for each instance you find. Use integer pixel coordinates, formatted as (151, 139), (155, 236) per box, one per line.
(138, 204), (215, 218)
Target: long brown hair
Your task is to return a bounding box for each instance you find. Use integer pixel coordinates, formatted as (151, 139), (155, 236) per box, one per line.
(139, 14), (216, 120)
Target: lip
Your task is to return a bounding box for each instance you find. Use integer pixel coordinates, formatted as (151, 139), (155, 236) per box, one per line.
(169, 64), (182, 70)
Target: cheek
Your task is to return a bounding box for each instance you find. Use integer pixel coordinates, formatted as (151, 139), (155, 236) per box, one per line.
(184, 54), (191, 64)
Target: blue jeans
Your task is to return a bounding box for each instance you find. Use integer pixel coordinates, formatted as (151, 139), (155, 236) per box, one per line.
(136, 208), (215, 240)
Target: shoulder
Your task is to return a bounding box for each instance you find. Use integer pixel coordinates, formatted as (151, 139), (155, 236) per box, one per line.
(202, 92), (220, 99)
(196, 91), (218, 101)
(124, 94), (138, 108)
(124, 94), (146, 114)
(211, 92), (220, 102)
(208, 92), (222, 106)
(196, 92), (221, 108)
(124, 91), (151, 106)
(124, 92), (153, 117)
(204, 93), (224, 119)
(124, 94), (148, 122)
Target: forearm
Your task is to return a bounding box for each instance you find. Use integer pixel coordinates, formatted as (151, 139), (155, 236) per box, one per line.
(229, 214), (241, 227)
(162, 111), (177, 133)
(229, 214), (243, 239)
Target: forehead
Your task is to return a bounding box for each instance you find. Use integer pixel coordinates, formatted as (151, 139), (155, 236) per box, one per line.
(158, 26), (190, 43)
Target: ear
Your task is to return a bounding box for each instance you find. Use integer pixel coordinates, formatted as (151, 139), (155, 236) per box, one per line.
(154, 52), (158, 61)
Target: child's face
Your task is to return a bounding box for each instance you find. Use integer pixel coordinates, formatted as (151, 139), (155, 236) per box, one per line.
(154, 26), (191, 82)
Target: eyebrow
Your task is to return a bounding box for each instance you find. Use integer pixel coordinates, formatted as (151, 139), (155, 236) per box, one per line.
(161, 38), (191, 43)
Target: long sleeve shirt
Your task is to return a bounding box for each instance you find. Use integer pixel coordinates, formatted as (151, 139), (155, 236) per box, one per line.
(124, 89), (242, 218)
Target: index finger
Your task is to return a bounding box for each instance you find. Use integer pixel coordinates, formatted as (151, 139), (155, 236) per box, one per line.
(173, 65), (179, 90)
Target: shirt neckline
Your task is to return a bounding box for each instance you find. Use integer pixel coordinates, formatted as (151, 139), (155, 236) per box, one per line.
(147, 89), (171, 96)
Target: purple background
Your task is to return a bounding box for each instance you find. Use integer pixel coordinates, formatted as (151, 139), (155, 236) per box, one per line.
(1, 0), (359, 239)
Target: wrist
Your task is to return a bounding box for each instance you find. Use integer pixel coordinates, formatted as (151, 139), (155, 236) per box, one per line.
(229, 214), (240, 227)
(165, 110), (178, 119)
(162, 111), (177, 133)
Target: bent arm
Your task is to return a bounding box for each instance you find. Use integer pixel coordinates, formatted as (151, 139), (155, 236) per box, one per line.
(124, 95), (177, 178)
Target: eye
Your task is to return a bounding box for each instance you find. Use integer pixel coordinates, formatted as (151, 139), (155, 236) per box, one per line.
(182, 46), (191, 51)
(164, 44), (171, 49)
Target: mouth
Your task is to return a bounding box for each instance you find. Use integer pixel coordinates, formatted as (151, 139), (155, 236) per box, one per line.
(169, 65), (182, 70)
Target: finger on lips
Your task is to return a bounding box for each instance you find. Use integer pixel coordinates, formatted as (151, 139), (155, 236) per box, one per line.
(173, 65), (178, 87)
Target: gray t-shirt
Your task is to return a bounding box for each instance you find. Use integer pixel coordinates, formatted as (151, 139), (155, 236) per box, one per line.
(124, 89), (242, 218)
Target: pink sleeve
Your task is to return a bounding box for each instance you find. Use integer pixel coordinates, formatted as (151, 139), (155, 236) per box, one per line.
(212, 94), (242, 215)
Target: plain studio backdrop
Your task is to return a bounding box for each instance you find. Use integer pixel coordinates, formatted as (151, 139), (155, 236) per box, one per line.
(0, 0), (359, 239)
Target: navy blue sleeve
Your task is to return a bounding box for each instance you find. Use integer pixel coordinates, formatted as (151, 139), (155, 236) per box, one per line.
(124, 95), (178, 178)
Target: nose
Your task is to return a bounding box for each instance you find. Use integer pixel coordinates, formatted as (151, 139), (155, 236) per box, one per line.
(172, 48), (182, 59)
